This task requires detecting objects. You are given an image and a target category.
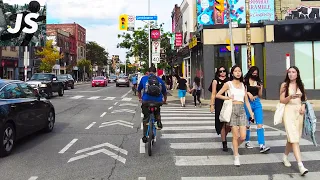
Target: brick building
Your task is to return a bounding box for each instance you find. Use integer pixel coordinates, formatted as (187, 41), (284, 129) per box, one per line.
(46, 23), (86, 68)
(0, 47), (19, 80)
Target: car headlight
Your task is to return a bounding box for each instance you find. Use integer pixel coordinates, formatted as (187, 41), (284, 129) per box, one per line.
(39, 84), (47, 87)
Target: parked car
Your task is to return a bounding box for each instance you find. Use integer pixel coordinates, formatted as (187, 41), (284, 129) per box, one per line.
(108, 75), (117, 83)
(116, 76), (129, 87)
(57, 74), (75, 90)
(26, 73), (64, 99)
(0, 79), (55, 157)
(92, 76), (108, 87)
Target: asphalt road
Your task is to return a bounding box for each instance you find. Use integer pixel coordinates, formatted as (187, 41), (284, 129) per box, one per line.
(0, 83), (320, 180)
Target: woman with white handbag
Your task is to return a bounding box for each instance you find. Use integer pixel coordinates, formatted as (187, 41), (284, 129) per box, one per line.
(216, 65), (255, 166)
(280, 66), (308, 176)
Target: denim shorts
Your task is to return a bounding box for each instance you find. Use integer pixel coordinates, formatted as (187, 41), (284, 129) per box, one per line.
(244, 97), (264, 125)
(178, 89), (187, 98)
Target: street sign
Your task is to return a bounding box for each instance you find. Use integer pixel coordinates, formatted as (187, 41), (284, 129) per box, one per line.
(152, 54), (160, 63)
(67, 142), (128, 164)
(152, 40), (160, 54)
(99, 120), (133, 128)
(136, 16), (158, 20)
(128, 15), (135, 31)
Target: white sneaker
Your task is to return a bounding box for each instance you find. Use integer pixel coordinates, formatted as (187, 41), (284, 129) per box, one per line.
(245, 142), (253, 149)
(234, 156), (240, 166)
(299, 166), (308, 176)
(282, 155), (291, 167)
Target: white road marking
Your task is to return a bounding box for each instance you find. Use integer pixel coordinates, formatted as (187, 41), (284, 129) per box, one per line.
(181, 175), (268, 180)
(138, 177), (146, 180)
(28, 176), (38, 180)
(59, 139), (78, 154)
(85, 122), (96, 129)
(162, 121), (214, 125)
(162, 126), (215, 131)
(140, 139), (145, 154)
(119, 103), (137, 106)
(170, 139), (313, 150)
(75, 142), (128, 155)
(161, 113), (211, 116)
(100, 112), (107, 117)
(162, 117), (213, 120)
(141, 113), (143, 117)
(114, 102), (118, 105)
(141, 122), (143, 130)
(108, 106), (113, 110)
(70, 95), (84, 99)
(121, 89), (132, 98)
(161, 110), (212, 113)
(121, 98), (132, 101)
(175, 151), (320, 166)
(103, 97), (116, 100)
(68, 148), (126, 164)
(161, 131), (286, 139)
(88, 96), (100, 100)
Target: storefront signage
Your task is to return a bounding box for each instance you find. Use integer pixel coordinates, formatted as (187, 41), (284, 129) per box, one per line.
(196, 0), (275, 25)
(1, 60), (18, 67)
(189, 37), (197, 49)
(175, 33), (183, 47)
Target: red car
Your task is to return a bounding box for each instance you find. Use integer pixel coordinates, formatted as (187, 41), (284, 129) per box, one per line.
(92, 76), (108, 87)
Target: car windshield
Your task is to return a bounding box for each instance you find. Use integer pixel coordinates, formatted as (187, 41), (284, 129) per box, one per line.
(94, 76), (104, 80)
(110, 76), (117, 79)
(57, 75), (67, 79)
(30, 74), (52, 80)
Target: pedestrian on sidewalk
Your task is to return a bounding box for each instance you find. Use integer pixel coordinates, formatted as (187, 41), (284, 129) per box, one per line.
(210, 66), (231, 152)
(243, 66), (270, 153)
(216, 65), (255, 166)
(280, 66), (308, 176)
(177, 74), (187, 107)
(190, 77), (202, 107)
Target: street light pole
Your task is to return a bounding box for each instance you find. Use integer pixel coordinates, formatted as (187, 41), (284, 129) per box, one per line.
(148, 0), (151, 68)
(245, 0), (252, 68)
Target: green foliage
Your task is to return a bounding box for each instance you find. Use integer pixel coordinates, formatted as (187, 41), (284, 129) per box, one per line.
(117, 23), (174, 70)
(77, 59), (92, 74)
(86, 41), (109, 67)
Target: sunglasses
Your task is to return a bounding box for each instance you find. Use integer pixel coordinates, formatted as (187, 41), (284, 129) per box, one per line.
(219, 70), (226, 73)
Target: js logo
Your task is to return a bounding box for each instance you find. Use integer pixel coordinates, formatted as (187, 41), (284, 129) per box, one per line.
(7, 13), (40, 34)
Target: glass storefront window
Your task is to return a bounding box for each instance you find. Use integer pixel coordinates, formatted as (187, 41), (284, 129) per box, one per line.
(214, 45), (241, 72)
(314, 42), (320, 89)
(294, 42), (314, 89)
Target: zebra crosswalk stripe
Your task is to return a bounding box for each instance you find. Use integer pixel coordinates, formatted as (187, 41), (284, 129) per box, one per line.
(158, 105), (320, 177)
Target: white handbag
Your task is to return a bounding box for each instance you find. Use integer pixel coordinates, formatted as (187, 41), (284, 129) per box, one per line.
(219, 90), (233, 123)
(274, 102), (285, 125)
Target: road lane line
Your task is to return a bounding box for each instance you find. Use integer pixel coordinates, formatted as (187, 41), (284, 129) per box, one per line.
(121, 89), (132, 98)
(140, 139), (145, 153)
(28, 176), (38, 180)
(108, 106), (113, 110)
(59, 139), (78, 154)
(85, 122), (96, 129)
(141, 122), (143, 130)
(114, 102), (118, 105)
(138, 177), (146, 180)
(182, 175), (268, 180)
(100, 112), (107, 117)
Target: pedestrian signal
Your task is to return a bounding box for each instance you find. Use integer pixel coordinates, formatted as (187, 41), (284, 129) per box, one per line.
(226, 39), (231, 51)
(119, 14), (128, 30)
(215, 0), (225, 13)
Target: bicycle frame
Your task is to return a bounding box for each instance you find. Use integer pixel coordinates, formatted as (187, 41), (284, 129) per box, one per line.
(146, 106), (157, 156)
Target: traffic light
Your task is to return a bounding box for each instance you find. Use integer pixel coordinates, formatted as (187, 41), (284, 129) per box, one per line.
(119, 14), (128, 30)
(226, 39), (231, 51)
(215, 0), (225, 13)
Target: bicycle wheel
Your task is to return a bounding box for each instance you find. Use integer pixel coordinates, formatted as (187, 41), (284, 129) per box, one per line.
(147, 115), (154, 156)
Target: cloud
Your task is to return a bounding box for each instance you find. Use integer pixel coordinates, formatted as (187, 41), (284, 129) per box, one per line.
(46, 0), (183, 62)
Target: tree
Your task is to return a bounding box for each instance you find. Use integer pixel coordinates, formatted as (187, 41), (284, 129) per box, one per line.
(117, 23), (174, 72)
(86, 41), (109, 67)
(36, 40), (62, 72)
(77, 59), (92, 74)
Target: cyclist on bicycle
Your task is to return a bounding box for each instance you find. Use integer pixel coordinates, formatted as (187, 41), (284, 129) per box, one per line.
(138, 66), (167, 143)
(131, 74), (138, 90)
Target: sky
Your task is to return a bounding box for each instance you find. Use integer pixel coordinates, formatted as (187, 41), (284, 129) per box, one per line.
(43, 0), (182, 63)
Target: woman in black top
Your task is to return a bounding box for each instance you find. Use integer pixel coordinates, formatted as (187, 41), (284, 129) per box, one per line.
(243, 66), (270, 153)
(177, 74), (188, 107)
(210, 66), (230, 152)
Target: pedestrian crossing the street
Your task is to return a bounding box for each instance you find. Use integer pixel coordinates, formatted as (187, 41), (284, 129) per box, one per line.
(158, 105), (320, 179)
(67, 95), (134, 101)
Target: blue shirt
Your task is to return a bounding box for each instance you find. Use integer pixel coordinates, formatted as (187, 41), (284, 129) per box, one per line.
(138, 74), (167, 102)
(131, 76), (138, 84)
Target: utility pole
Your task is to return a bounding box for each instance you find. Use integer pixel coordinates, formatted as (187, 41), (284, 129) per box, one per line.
(148, 0), (151, 68)
(245, 0), (252, 68)
(227, 0), (235, 66)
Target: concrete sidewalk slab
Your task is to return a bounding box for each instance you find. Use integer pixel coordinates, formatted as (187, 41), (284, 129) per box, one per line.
(167, 89), (320, 111)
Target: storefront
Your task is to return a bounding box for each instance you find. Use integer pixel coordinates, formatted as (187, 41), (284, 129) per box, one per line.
(1, 59), (18, 80)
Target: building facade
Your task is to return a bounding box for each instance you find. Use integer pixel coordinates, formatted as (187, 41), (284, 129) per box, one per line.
(0, 47), (19, 80)
(276, 0), (320, 20)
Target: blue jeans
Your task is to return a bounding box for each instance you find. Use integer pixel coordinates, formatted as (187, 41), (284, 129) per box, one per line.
(244, 98), (265, 145)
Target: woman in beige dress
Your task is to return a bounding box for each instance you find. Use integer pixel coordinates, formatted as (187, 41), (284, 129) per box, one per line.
(280, 66), (308, 176)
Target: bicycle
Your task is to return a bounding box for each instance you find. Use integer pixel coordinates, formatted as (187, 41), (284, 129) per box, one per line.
(144, 102), (163, 156)
(132, 84), (137, 96)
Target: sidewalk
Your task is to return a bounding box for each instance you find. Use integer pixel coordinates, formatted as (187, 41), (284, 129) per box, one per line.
(167, 89), (320, 111)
